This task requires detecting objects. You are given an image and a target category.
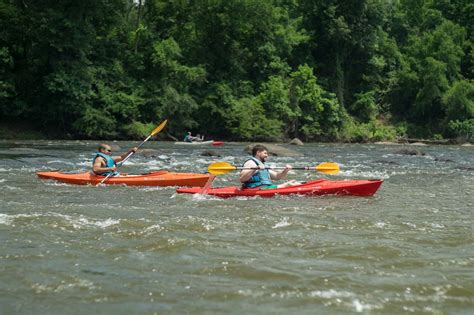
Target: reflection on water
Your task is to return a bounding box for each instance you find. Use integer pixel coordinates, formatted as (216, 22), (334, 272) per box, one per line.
(0, 140), (473, 314)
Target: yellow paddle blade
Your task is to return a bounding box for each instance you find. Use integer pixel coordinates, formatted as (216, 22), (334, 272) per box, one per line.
(150, 119), (168, 136)
(315, 162), (340, 174)
(208, 162), (237, 175)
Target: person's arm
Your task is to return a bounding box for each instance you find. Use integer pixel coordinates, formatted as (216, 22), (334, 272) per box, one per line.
(269, 164), (292, 180)
(93, 157), (116, 175)
(114, 147), (138, 163)
(239, 160), (264, 183)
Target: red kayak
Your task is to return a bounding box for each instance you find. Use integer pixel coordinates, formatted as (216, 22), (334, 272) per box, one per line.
(212, 141), (224, 146)
(37, 170), (212, 187)
(176, 179), (383, 198)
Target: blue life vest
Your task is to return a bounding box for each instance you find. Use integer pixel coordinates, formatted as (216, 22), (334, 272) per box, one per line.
(242, 157), (273, 188)
(93, 152), (119, 176)
(184, 135), (193, 142)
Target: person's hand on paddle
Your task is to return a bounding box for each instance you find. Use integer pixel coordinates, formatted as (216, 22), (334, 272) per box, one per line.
(272, 164), (292, 180)
(257, 163), (266, 170)
(119, 147), (138, 162)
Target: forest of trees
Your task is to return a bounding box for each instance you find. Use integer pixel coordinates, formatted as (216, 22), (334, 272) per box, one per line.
(0, 0), (472, 142)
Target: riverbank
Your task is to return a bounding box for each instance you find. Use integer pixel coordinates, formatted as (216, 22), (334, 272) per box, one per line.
(0, 123), (46, 140)
(0, 123), (471, 145)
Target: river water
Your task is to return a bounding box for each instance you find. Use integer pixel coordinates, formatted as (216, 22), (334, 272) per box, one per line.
(0, 140), (472, 314)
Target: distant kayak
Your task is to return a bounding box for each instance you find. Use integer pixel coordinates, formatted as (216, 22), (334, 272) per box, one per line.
(176, 179), (383, 197)
(174, 140), (214, 145)
(174, 140), (224, 146)
(37, 170), (212, 187)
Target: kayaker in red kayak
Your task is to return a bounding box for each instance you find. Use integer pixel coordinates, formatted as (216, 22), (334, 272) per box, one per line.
(240, 144), (300, 189)
(92, 144), (137, 176)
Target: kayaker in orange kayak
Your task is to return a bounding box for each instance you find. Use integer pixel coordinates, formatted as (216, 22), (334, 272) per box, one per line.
(92, 144), (137, 176)
(239, 144), (300, 189)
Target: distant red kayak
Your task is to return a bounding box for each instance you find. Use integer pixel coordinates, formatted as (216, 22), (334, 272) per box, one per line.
(176, 179), (383, 198)
(212, 141), (224, 146)
(37, 170), (212, 187)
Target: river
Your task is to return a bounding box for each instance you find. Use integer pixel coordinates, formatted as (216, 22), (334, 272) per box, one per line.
(0, 140), (472, 314)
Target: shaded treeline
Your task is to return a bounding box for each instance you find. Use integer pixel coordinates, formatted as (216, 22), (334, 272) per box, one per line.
(0, 0), (472, 141)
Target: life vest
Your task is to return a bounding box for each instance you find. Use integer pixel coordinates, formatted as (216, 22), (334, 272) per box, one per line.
(184, 134), (193, 142)
(242, 157), (272, 188)
(93, 152), (119, 176)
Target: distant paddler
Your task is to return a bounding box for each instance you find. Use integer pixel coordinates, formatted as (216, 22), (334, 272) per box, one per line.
(184, 131), (204, 143)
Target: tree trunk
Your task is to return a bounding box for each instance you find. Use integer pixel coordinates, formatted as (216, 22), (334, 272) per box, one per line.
(134, 0), (142, 53)
(335, 50), (345, 108)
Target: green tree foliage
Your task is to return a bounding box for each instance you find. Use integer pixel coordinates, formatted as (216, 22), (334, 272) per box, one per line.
(0, 0), (472, 141)
(443, 80), (474, 121)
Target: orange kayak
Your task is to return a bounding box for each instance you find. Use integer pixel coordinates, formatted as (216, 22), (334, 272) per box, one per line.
(36, 170), (211, 187)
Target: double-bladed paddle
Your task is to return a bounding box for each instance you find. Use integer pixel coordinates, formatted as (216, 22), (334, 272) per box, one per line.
(207, 161), (340, 175)
(97, 119), (168, 186)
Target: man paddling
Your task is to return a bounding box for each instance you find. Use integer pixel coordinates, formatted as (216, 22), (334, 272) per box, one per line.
(240, 144), (299, 189)
(93, 144), (137, 176)
(184, 131), (204, 142)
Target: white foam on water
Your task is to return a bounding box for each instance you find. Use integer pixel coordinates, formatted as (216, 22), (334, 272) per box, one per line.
(238, 289), (260, 297)
(351, 299), (375, 312)
(375, 222), (387, 228)
(402, 222), (417, 229)
(77, 160), (91, 167)
(309, 289), (354, 298)
(339, 169), (390, 179)
(2, 185), (22, 191)
(71, 216), (120, 229)
(0, 213), (12, 225)
(47, 160), (75, 166)
(190, 193), (222, 201)
(308, 290), (380, 312)
(31, 278), (96, 294)
(140, 186), (168, 192)
(430, 223), (445, 229)
(0, 212), (120, 230)
(143, 224), (163, 234)
(273, 217), (291, 229)
(142, 160), (166, 168)
(0, 179), (6, 183)
(43, 181), (72, 186)
(202, 222), (213, 231)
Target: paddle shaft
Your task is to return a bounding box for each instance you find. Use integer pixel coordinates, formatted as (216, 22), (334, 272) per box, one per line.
(236, 166), (314, 171)
(119, 135), (150, 166)
(207, 161), (340, 175)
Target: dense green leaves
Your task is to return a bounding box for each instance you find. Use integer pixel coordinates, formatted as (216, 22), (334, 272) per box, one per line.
(1, 0), (472, 141)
